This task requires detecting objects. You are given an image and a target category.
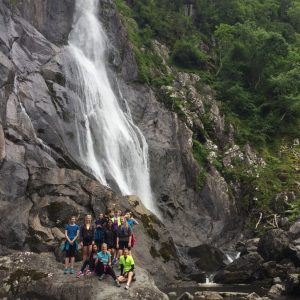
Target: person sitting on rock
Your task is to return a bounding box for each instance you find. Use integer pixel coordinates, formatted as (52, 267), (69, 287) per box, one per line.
(95, 212), (107, 248)
(76, 244), (98, 277)
(64, 215), (80, 274)
(117, 248), (135, 290)
(116, 217), (132, 257)
(79, 214), (95, 262)
(105, 219), (117, 265)
(95, 243), (121, 287)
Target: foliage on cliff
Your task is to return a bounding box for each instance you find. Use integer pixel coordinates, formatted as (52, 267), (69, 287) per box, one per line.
(115, 0), (300, 233)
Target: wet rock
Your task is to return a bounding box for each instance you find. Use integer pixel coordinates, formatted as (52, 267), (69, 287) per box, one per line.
(285, 273), (300, 295)
(214, 253), (264, 284)
(267, 284), (285, 298)
(168, 291), (177, 299)
(261, 260), (295, 280)
(188, 244), (226, 272)
(257, 229), (290, 262)
(194, 291), (223, 300)
(177, 292), (194, 300)
(236, 238), (260, 256)
(245, 293), (261, 300)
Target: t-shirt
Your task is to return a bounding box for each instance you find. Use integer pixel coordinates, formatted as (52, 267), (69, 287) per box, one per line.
(119, 255), (134, 273)
(97, 251), (111, 265)
(117, 225), (132, 242)
(127, 219), (134, 230)
(65, 224), (80, 240)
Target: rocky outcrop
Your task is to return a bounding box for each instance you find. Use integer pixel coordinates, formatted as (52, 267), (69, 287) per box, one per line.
(0, 252), (168, 300)
(257, 229), (290, 262)
(214, 253), (264, 284)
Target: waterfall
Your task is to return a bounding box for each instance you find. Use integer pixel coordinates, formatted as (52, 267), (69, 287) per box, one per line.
(63, 0), (157, 214)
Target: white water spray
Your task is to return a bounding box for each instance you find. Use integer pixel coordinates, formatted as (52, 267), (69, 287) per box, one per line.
(64, 0), (157, 213)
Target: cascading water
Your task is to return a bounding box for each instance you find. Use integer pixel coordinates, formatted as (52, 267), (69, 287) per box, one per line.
(63, 0), (157, 214)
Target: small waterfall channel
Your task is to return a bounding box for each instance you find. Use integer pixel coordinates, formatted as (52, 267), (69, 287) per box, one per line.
(63, 0), (158, 214)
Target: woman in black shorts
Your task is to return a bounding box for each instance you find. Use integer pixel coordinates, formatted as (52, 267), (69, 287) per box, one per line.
(80, 214), (95, 262)
(105, 219), (117, 264)
(116, 217), (132, 257)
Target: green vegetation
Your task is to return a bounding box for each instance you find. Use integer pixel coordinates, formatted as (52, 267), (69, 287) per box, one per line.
(115, 0), (300, 229)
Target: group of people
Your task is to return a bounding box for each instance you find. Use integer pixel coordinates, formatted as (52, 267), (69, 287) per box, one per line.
(63, 209), (138, 290)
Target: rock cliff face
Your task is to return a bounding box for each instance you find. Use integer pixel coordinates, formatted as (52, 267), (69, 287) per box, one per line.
(0, 0), (243, 259)
(0, 7), (261, 300)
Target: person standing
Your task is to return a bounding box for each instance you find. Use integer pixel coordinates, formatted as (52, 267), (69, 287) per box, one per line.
(80, 214), (95, 263)
(64, 216), (80, 274)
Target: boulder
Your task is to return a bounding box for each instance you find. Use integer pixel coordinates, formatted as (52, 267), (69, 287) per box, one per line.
(194, 291), (223, 300)
(261, 261), (295, 280)
(289, 221), (300, 240)
(285, 273), (300, 295)
(188, 244), (227, 272)
(0, 252), (168, 300)
(257, 229), (290, 262)
(236, 238), (260, 256)
(214, 253), (264, 284)
(267, 284), (285, 298)
(177, 292), (194, 300)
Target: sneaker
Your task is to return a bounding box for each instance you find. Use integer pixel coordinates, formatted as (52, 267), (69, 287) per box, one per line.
(98, 274), (105, 281)
(64, 268), (69, 274)
(76, 271), (84, 278)
(115, 280), (121, 287)
(69, 268), (74, 274)
(112, 258), (118, 265)
(124, 284), (130, 290)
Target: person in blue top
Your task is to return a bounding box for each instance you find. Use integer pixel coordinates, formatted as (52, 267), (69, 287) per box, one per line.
(125, 211), (139, 248)
(95, 243), (121, 287)
(64, 216), (80, 274)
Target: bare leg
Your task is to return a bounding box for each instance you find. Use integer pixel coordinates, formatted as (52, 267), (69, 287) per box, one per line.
(64, 257), (70, 269)
(88, 245), (93, 257)
(82, 246), (88, 262)
(127, 271), (134, 287)
(70, 257), (75, 269)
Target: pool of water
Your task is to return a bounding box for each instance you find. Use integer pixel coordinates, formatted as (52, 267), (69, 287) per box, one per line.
(162, 282), (298, 299)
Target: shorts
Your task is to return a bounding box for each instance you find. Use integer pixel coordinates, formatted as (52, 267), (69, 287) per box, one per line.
(83, 237), (93, 247)
(66, 244), (76, 258)
(119, 240), (131, 250)
(95, 238), (105, 247)
(107, 243), (115, 249)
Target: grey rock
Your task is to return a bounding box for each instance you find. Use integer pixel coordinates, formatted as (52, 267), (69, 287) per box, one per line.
(188, 244), (226, 272)
(245, 293), (262, 300)
(285, 273), (300, 295)
(0, 123), (5, 161)
(15, 0), (75, 45)
(273, 277), (281, 284)
(257, 229), (290, 262)
(0, 50), (14, 86)
(168, 291), (177, 299)
(0, 252), (168, 300)
(194, 292), (223, 300)
(267, 284), (285, 298)
(289, 221), (300, 239)
(214, 253), (264, 284)
(177, 292), (194, 300)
